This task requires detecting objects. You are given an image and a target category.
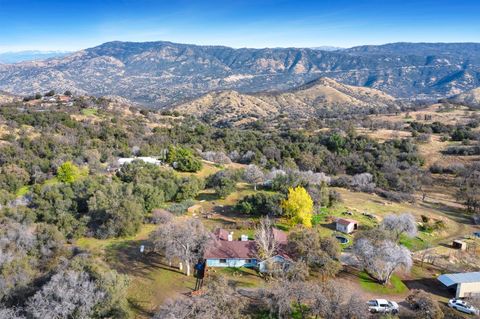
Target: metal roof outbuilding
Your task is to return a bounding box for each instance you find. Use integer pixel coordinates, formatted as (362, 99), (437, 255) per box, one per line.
(438, 272), (480, 287)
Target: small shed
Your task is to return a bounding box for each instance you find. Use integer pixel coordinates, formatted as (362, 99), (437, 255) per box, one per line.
(336, 218), (358, 234)
(438, 272), (480, 298)
(452, 240), (467, 251)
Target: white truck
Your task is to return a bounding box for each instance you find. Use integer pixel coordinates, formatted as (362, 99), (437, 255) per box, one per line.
(367, 299), (399, 314)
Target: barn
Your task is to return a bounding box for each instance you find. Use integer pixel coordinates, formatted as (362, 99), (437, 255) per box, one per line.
(438, 272), (480, 298)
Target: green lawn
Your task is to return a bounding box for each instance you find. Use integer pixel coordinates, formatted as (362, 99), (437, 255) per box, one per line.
(81, 108), (98, 116)
(126, 262), (195, 317)
(218, 267), (264, 288)
(358, 271), (408, 295)
(76, 224), (197, 318)
(76, 224), (156, 256)
(330, 188), (468, 249)
(400, 235), (430, 251)
(178, 161), (221, 179)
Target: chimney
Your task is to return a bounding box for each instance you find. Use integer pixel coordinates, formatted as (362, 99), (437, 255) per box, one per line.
(227, 232), (234, 241)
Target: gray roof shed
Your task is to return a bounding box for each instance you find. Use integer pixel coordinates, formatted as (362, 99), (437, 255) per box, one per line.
(438, 272), (480, 287)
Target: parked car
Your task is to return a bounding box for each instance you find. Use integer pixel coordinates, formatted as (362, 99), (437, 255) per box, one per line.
(367, 299), (399, 314)
(448, 298), (479, 315)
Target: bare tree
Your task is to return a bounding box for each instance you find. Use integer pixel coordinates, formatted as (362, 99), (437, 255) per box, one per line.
(0, 308), (25, 319)
(457, 168), (480, 214)
(380, 213), (418, 241)
(154, 297), (195, 319)
(199, 151), (232, 165)
(263, 278), (368, 319)
(350, 173), (375, 192)
(154, 275), (245, 319)
(0, 219), (59, 301)
(406, 289), (444, 319)
(354, 237), (412, 285)
(310, 282), (342, 319)
(151, 218), (209, 276)
(25, 270), (104, 319)
(341, 295), (370, 319)
(287, 228), (341, 280)
(310, 282), (369, 319)
(419, 170), (433, 201)
(151, 208), (173, 224)
(263, 278), (311, 319)
(243, 164), (264, 191)
(254, 216), (278, 260)
(266, 168), (286, 181)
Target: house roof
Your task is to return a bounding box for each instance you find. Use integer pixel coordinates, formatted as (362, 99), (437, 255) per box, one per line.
(213, 228), (230, 241)
(438, 272), (480, 287)
(205, 228), (290, 261)
(204, 240), (257, 259)
(272, 228), (288, 243)
(337, 218), (358, 226)
(259, 255), (288, 263)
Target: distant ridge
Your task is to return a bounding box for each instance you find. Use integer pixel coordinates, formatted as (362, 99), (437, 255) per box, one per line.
(0, 41), (479, 106)
(0, 50), (71, 63)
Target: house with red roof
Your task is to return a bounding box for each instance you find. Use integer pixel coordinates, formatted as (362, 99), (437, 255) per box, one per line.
(204, 228), (290, 272)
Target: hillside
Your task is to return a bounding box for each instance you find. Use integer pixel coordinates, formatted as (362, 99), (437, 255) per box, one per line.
(173, 77), (401, 125)
(0, 90), (18, 104)
(0, 41), (479, 106)
(448, 87), (480, 108)
(0, 90), (479, 319)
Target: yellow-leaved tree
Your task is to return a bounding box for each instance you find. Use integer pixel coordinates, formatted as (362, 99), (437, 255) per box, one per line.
(281, 186), (313, 227)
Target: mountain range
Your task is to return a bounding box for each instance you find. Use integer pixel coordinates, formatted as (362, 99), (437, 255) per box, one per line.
(0, 41), (479, 107)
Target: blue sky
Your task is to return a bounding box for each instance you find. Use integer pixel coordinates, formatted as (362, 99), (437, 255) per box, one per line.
(0, 0), (479, 52)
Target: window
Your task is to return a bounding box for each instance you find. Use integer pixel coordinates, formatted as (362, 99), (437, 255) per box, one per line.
(247, 259), (255, 264)
(219, 259), (227, 264)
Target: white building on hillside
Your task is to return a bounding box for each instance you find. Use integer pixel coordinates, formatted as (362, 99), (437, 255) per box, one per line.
(118, 157), (162, 166)
(336, 218), (359, 234)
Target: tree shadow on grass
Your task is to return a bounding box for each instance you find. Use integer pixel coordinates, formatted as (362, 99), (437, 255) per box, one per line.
(106, 239), (185, 276)
(418, 200), (473, 225)
(403, 277), (452, 299)
(322, 221), (337, 231)
(128, 298), (155, 318)
(197, 192), (218, 201)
